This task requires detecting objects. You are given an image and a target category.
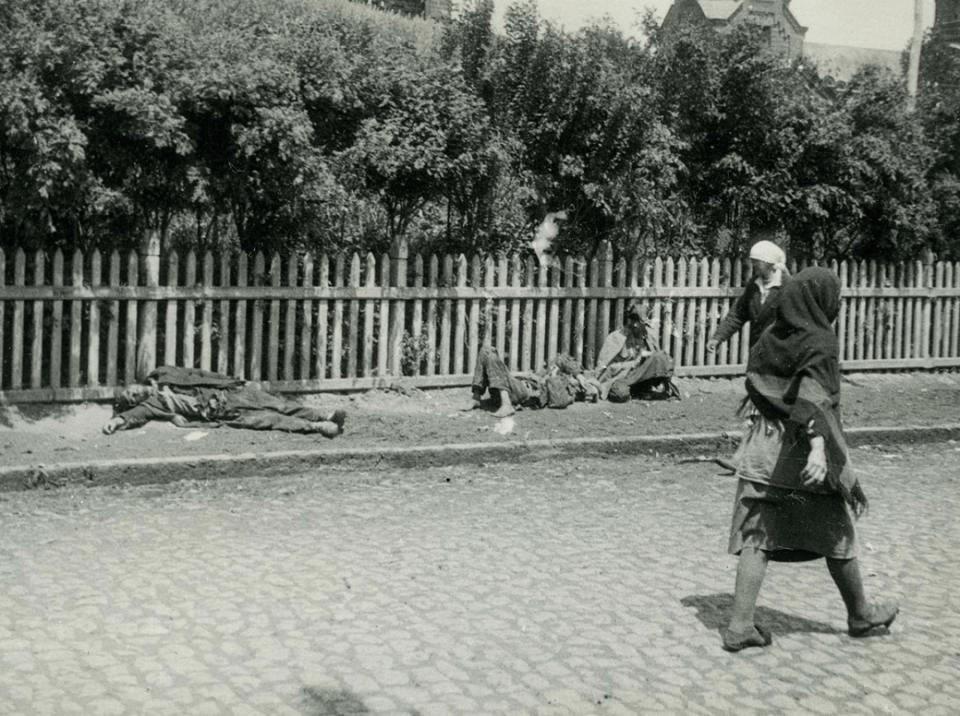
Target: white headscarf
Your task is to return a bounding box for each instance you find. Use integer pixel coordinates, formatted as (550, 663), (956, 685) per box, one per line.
(749, 240), (787, 301)
(749, 240), (787, 272)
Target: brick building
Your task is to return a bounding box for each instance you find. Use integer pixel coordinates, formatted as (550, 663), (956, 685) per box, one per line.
(355, 0), (457, 22)
(936, 0), (960, 43)
(661, 0), (807, 61)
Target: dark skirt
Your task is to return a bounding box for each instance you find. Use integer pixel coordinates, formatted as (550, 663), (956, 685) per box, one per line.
(728, 413), (857, 560)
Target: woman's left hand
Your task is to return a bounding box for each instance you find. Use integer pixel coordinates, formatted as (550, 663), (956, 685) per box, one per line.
(801, 436), (828, 486)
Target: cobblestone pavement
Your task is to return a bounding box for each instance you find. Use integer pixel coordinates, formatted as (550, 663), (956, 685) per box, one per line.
(1, 442), (959, 716)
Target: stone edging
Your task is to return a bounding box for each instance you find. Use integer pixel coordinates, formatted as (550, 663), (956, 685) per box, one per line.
(2, 424), (958, 492)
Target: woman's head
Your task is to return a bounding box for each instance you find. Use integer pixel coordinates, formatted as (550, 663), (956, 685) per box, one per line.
(624, 302), (650, 336)
(778, 266), (841, 330)
(749, 240), (787, 281)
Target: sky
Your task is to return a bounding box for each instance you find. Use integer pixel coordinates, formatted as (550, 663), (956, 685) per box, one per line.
(492, 0), (936, 51)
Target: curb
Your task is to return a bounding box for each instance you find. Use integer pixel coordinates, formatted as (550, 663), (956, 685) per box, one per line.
(2, 424), (959, 492)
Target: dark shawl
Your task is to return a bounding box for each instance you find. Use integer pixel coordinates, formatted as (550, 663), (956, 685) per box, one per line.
(744, 267), (867, 516)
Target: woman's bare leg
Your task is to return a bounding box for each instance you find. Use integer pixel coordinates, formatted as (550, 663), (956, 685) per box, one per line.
(727, 547), (769, 632)
(826, 557), (868, 618)
(827, 556), (899, 635)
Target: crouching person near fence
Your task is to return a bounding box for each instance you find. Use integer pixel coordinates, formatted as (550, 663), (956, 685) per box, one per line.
(468, 347), (600, 417)
(595, 301), (681, 402)
(103, 366), (346, 438)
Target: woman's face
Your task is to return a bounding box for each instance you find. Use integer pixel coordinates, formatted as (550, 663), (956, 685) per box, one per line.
(627, 315), (645, 337)
(751, 259), (775, 282)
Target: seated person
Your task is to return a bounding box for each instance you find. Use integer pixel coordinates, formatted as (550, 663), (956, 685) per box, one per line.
(103, 366), (346, 437)
(595, 302), (681, 402)
(469, 346), (599, 418)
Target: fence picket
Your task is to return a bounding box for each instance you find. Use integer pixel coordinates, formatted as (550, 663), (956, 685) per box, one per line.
(412, 254), (425, 375)
(234, 253), (248, 379)
(535, 256), (549, 370)
(867, 261), (878, 361)
(468, 255), (481, 374)
(11, 249), (25, 390)
(69, 250), (82, 388)
(426, 255), (439, 376)
(440, 255), (453, 374)
(87, 250), (101, 385)
(300, 253), (314, 380)
(496, 255), (508, 358)
(348, 254), (361, 379)
(455, 255), (468, 374)
(107, 251), (120, 384)
(266, 253), (281, 381)
(51, 251), (64, 389)
(125, 252), (138, 383)
(201, 252), (214, 372)
(586, 254), (600, 368)
(561, 256), (574, 359)
(574, 256), (586, 367)
(509, 255), (520, 369)
(31, 251), (45, 389)
(482, 254), (495, 354)
(952, 262), (960, 358)
(376, 253), (389, 377)
(363, 254), (376, 378)
(548, 257), (561, 365)
(218, 254), (231, 376)
(184, 251), (198, 371)
(315, 255), (328, 381)
(332, 253), (346, 380)
(933, 262), (945, 358)
(165, 252), (180, 367)
(390, 242), (408, 377)
(284, 254), (298, 381)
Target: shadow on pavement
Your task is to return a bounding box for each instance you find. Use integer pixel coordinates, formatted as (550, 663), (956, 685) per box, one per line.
(300, 686), (423, 716)
(681, 593), (841, 635)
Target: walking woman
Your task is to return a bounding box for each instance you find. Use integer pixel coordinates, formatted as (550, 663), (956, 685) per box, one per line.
(707, 239), (790, 355)
(723, 267), (898, 652)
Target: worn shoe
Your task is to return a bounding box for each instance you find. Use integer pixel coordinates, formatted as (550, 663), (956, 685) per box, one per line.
(848, 600), (899, 637)
(720, 624), (773, 652)
(493, 405), (516, 418)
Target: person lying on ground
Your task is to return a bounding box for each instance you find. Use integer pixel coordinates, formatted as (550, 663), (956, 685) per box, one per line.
(707, 239), (789, 355)
(103, 366), (346, 437)
(595, 301), (681, 402)
(468, 347), (601, 418)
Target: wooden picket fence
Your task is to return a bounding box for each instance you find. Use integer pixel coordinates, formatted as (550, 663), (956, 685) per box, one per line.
(1, 240), (959, 403)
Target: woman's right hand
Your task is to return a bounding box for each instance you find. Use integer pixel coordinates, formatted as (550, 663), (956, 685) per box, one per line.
(706, 339), (719, 353)
(801, 436), (828, 486)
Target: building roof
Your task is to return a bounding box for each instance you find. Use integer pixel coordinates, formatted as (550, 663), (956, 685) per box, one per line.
(802, 42), (904, 82)
(698, 1), (743, 21)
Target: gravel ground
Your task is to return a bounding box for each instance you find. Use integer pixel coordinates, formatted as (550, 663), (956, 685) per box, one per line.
(1, 372), (959, 471)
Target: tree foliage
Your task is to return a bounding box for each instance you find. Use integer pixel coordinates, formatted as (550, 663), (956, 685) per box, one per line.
(0, 0), (955, 261)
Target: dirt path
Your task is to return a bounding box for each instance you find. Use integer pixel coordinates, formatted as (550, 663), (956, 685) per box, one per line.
(1, 372), (958, 470)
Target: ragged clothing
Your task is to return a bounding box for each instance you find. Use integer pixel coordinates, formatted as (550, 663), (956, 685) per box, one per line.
(110, 366), (342, 435)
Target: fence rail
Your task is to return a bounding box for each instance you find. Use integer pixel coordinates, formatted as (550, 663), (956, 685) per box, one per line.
(1, 241), (958, 403)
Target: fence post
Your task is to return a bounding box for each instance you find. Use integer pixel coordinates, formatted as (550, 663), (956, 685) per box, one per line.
(922, 248), (935, 360)
(136, 229), (161, 380)
(389, 237), (408, 377)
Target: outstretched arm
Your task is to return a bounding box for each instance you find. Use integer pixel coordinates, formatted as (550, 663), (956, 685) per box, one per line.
(102, 397), (181, 434)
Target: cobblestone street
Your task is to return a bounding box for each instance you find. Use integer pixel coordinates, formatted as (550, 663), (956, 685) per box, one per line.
(1, 443), (958, 716)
